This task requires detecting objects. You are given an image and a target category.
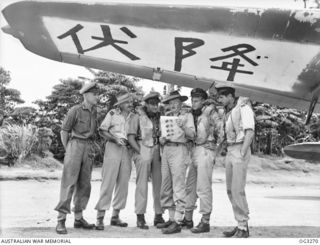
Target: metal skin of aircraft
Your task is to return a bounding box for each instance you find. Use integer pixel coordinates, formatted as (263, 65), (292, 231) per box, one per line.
(2, 1), (320, 161)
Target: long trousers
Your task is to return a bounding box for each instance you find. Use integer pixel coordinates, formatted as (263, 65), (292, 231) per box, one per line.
(95, 141), (132, 218)
(225, 144), (250, 230)
(185, 146), (215, 218)
(160, 144), (190, 221)
(55, 139), (94, 221)
(132, 143), (162, 214)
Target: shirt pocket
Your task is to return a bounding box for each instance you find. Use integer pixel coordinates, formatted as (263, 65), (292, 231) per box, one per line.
(76, 118), (90, 134)
(111, 119), (126, 138)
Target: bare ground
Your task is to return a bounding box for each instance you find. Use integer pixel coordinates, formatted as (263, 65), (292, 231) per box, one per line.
(1, 226), (319, 238)
(0, 155), (320, 238)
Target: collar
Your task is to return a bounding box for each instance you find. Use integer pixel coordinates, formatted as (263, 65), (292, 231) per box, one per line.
(143, 106), (160, 119)
(114, 108), (122, 115)
(192, 107), (203, 117)
(225, 97), (238, 113)
(114, 108), (134, 120)
(81, 102), (95, 112)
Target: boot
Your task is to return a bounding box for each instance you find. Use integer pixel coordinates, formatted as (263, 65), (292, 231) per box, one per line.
(110, 215), (128, 227)
(56, 219), (67, 235)
(161, 221), (181, 234)
(156, 220), (173, 229)
(234, 228), (249, 238)
(153, 214), (165, 226)
(95, 217), (104, 230)
(137, 214), (149, 230)
(223, 227), (238, 237)
(235, 224), (249, 238)
(74, 217), (95, 229)
(190, 221), (210, 233)
(180, 217), (194, 229)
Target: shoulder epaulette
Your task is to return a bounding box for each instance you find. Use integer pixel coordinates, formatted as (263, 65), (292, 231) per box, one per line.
(71, 104), (82, 110)
(238, 97), (251, 107)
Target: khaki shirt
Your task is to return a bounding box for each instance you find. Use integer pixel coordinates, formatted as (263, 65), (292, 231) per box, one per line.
(163, 111), (195, 143)
(225, 97), (255, 144)
(100, 108), (135, 140)
(61, 102), (97, 139)
(127, 107), (160, 147)
(195, 105), (224, 148)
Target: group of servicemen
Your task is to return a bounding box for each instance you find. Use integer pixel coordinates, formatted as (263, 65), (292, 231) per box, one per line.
(54, 81), (255, 238)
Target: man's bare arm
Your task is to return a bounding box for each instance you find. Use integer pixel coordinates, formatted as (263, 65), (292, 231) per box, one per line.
(60, 130), (70, 150)
(128, 134), (140, 154)
(241, 129), (254, 156)
(99, 129), (125, 146)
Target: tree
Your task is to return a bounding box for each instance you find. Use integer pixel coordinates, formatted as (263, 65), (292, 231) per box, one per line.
(252, 102), (317, 155)
(9, 106), (37, 125)
(34, 71), (143, 161)
(0, 67), (24, 115)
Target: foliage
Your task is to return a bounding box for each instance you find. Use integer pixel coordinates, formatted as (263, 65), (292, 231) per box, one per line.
(0, 124), (38, 165)
(0, 124), (54, 166)
(0, 67), (24, 115)
(33, 71), (143, 161)
(7, 106), (37, 125)
(253, 102), (317, 155)
(2, 63), (320, 163)
(36, 127), (54, 157)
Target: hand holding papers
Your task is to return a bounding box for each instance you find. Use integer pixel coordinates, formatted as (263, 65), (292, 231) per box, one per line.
(160, 116), (184, 140)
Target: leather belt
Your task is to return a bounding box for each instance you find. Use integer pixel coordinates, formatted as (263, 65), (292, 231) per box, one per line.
(227, 142), (243, 147)
(136, 137), (160, 146)
(153, 137), (159, 145)
(71, 136), (94, 142)
(195, 142), (217, 147)
(108, 140), (130, 147)
(165, 142), (185, 147)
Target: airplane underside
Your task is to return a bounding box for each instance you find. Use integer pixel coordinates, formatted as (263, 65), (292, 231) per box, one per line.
(2, 1), (320, 162)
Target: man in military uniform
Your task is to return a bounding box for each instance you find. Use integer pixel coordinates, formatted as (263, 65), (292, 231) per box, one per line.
(55, 82), (99, 234)
(217, 86), (255, 238)
(95, 93), (135, 230)
(181, 88), (224, 233)
(127, 92), (165, 229)
(158, 90), (195, 234)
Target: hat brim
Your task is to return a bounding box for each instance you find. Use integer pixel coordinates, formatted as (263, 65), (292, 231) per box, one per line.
(162, 95), (188, 104)
(216, 86), (235, 95)
(85, 87), (99, 94)
(79, 83), (97, 94)
(144, 96), (161, 103)
(114, 98), (132, 106)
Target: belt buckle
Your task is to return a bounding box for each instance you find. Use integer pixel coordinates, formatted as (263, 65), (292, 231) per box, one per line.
(153, 137), (159, 145)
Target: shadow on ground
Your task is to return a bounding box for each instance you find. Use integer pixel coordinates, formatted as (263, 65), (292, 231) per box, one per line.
(1, 226), (319, 238)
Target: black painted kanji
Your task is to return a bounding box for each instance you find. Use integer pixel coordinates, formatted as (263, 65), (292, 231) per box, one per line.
(58, 24), (85, 54)
(210, 44), (258, 81)
(58, 24), (140, 61)
(211, 58), (253, 81)
(174, 37), (205, 72)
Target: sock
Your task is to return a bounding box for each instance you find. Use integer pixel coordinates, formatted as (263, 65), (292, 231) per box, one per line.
(238, 221), (248, 231)
(74, 211), (83, 220)
(201, 213), (211, 224)
(97, 210), (105, 219)
(185, 211), (193, 221)
(168, 209), (175, 221)
(57, 212), (67, 221)
(112, 209), (120, 217)
(174, 211), (184, 222)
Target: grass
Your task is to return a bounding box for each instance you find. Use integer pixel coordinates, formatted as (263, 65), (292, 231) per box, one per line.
(0, 124), (38, 165)
(15, 155), (63, 170)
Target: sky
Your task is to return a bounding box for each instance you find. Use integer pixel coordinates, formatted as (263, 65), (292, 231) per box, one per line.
(0, 0), (307, 107)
